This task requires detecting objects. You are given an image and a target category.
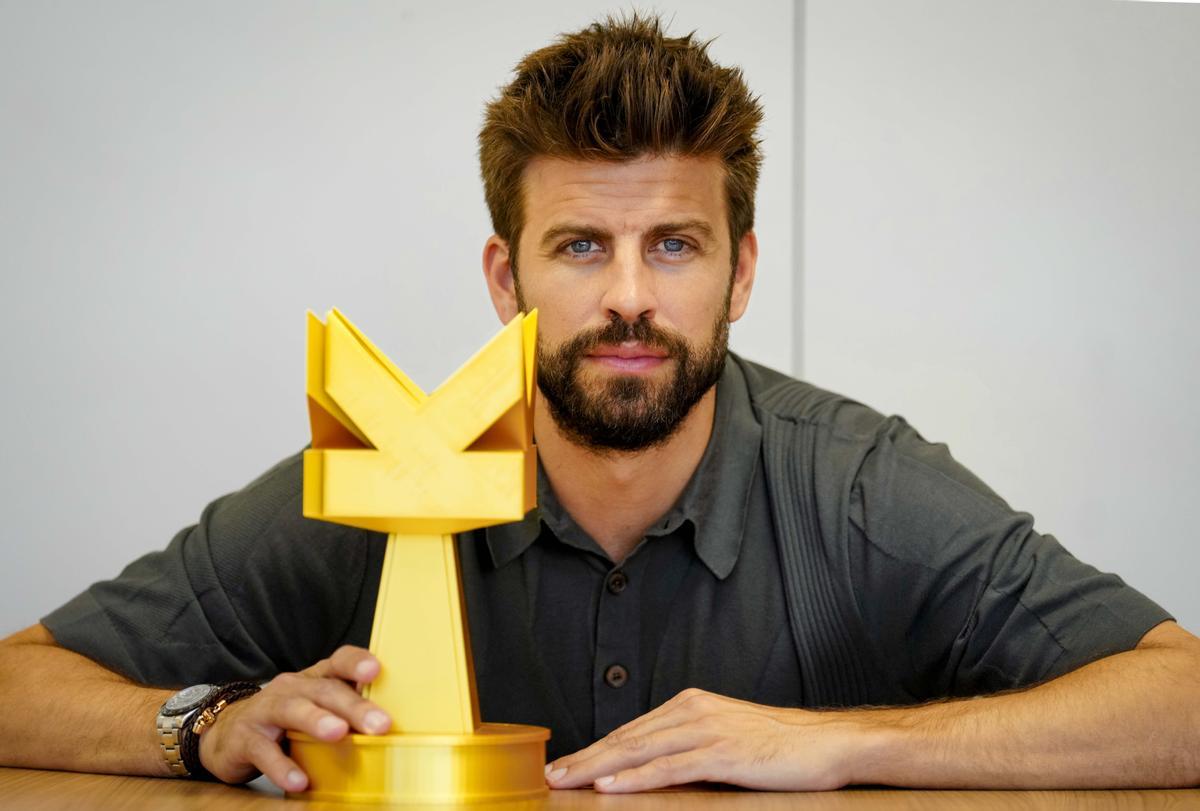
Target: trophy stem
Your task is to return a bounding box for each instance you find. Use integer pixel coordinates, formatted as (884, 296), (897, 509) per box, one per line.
(364, 532), (479, 733)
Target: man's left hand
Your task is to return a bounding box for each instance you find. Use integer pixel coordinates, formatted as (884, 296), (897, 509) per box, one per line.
(543, 688), (873, 793)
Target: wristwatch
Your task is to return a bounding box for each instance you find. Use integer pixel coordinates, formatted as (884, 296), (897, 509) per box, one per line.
(156, 682), (260, 778)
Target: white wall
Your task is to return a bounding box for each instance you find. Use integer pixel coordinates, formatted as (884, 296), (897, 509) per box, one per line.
(804, 0), (1200, 629)
(5, 0), (1194, 646)
(0, 1), (794, 633)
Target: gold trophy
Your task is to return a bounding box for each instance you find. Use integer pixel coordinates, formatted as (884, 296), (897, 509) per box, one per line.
(288, 308), (548, 804)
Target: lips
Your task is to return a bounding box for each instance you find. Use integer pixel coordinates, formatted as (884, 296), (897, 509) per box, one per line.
(585, 343), (670, 373)
(588, 343), (669, 360)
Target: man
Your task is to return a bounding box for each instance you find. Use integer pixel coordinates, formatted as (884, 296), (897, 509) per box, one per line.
(1, 14), (1198, 795)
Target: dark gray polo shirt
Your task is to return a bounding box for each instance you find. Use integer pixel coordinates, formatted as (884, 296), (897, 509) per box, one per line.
(42, 356), (1170, 761)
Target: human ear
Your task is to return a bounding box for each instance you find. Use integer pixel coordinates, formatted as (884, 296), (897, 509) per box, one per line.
(727, 230), (758, 323)
(482, 235), (520, 324)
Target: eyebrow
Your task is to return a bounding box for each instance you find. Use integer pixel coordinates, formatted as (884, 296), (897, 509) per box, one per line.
(539, 224), (613, 251)
(645, 220), (717, 244)
(537, 219), (718, 251)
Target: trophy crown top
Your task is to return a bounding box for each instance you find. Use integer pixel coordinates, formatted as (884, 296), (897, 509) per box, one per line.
(303, 309), (539, 534)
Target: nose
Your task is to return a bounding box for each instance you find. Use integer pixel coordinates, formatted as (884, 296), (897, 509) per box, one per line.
(599, 248), (657, 324)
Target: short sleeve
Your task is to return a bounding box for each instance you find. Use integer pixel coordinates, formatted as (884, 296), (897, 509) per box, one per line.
(41, 452), (383, 687)
(844, 416), (1173, 700)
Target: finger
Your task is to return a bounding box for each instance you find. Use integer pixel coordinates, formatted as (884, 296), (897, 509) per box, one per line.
(270, 677), (390, 736)
(304, 673), (391, 735)
(592, 748), (714, 794)
(549, 689), (718, 774)
(546, 723), (708, 789)
(328, 645), (382, 684)
(550, 699), (685, 770)
(300, 645), (380, 685)
(245, 732), (309, 793)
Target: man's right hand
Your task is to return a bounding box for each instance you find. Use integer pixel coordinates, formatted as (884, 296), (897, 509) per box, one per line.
(198, 645), (392, 791)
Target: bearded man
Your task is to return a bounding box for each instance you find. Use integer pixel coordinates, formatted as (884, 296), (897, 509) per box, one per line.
(1, 14), (1198, 796)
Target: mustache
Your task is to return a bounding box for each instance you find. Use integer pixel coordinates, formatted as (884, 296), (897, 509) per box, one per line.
(553, 315), (688, 358)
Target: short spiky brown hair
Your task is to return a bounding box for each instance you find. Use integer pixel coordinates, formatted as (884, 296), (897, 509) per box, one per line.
(478, 13), (763, 268)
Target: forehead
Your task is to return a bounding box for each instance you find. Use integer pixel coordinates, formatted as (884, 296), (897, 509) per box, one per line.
(520, 154), (727, 234)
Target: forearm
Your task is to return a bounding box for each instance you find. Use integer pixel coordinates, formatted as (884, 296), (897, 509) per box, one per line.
(0, 624), (172, 776)
(848, 629), (1200, 788)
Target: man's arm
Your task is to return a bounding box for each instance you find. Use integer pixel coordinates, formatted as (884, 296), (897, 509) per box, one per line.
(0, 624), (171, 776)
(0, 623), (391, 791)
(545, 620), (1200, 792)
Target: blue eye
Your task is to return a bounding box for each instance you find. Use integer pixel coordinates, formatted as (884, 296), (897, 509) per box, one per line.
(662, 238), (686, 253)
(569, 240), (594, 254)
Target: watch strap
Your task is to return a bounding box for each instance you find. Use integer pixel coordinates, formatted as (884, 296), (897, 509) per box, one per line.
(156, 710), (192, 776)
(176, 682), (261, 779)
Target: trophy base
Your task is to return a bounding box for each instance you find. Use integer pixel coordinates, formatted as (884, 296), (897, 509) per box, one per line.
(286, 723), (550, 805)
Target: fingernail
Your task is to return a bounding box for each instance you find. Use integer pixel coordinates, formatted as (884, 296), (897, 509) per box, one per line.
(547, 767), (568, 782)
(287, 770), (306, 790)
(595, 775), (615, 788)
(365, 710), (390, 733)
(544, 763), (553, 776)
(316, 716), (344, 737)
(355, 659), (377, 679)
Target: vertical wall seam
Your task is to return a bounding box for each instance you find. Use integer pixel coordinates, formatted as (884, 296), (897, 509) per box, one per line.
(792, 0), (806, 379)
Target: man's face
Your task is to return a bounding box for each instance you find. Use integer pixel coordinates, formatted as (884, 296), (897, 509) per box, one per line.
(483, 155), (757, 452)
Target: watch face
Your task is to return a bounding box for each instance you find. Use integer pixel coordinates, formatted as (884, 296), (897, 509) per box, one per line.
(162, 684), (216, 715)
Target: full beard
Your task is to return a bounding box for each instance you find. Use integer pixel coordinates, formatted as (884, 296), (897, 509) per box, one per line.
(536, 313), (729, 453)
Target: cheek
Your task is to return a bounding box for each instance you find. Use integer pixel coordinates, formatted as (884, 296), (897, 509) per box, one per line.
(524, 285), (598, 330)
(533, 309), (585, 351)
(661, 282), (727, 331)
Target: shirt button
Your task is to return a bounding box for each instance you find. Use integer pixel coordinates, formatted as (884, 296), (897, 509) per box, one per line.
(604, 664), (629, 689)
(606, 570), (628, 595)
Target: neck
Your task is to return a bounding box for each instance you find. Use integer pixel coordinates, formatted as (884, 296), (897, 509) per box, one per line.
(533, 388), (717, 564)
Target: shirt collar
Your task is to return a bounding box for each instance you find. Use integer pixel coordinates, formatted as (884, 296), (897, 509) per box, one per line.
(484, 487), (545, 569)
(665, 356), (762, 579)
(484, 355), (763, 579)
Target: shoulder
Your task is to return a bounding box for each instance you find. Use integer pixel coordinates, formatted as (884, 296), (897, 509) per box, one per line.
(205, 451), (305, 535)
(730, 352), (900, 447)
(195, 450), (384, 671)
(205, 450), (381, 590)
(730, 353), (1007, 513)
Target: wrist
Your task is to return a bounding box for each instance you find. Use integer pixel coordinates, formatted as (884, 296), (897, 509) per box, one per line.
(827, 707), (913, 787)
(185, 681), (261, 780)
(156, 682), (260, 780)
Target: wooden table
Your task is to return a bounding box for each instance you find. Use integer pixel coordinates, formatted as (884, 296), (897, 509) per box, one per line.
(4, 767), (1200, 810)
